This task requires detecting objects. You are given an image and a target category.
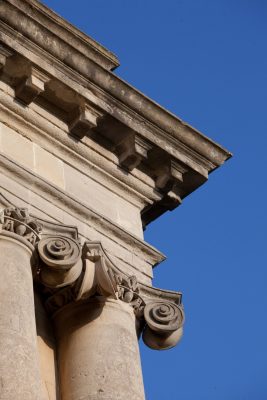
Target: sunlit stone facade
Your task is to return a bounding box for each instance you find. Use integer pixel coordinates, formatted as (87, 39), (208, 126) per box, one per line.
(0, 1), (231, 398)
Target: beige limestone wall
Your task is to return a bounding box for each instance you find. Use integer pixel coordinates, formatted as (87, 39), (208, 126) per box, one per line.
(0, 122), (143, 237)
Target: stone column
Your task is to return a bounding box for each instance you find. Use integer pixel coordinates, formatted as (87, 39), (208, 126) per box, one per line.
(35, 292), (58, 400)
(54, 297), (145, 400)
(37, 237), (145, 399)
(37, 240), (185, 400)
(0, 208), (45, 399)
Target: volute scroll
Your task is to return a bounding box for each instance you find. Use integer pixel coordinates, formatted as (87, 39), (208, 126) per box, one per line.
(142, 300), (184, 350)
(38, 235), (82, 289)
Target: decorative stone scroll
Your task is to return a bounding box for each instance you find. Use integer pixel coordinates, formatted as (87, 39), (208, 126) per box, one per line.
(38, 240), (116, 314)
(142, 300), (184, 350)
(144, 301), (183, 332)
(38, 236), (81, 269)
(0, 207), (42, 245)
(38, 236), (82, 289)
(35, 237), (184, 350)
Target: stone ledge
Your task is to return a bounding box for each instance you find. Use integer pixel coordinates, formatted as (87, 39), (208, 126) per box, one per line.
(0, 18), (230, 168)
(0, 0), (119, 71)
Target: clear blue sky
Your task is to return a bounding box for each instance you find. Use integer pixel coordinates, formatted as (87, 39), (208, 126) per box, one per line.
(42, 1), (267, 399)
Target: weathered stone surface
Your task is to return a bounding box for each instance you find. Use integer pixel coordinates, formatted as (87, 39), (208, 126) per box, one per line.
(54, 298), (145, 400)
(0, 0), (231, 225)
(35, 292), (58, 400)
(15, 67), (50, 105)
(0, 0), (231, 399)
(0, 232), (44, 399)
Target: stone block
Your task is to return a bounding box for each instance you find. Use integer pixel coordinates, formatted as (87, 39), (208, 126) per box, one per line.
(34, 144), (65, 190)
(64, 163), (143, 237)
(0, 122), (34, 170)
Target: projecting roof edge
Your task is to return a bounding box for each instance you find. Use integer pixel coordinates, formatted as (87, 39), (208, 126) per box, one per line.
(2, 0), (120, 71)
(0, 0), (231, 169)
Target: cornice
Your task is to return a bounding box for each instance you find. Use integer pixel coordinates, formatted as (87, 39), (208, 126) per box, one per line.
(0, 82), (158, 208)
(0, 0), (232, 225)
(0, 16), (230, 170)
(0, 0), (119, 71)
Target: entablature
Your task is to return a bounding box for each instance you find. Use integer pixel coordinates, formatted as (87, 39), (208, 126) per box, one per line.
(0, 0), (231, 226)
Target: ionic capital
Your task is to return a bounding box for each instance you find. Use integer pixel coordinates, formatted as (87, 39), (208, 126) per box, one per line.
(0, 202), (184, 350)
(41, 240), (184, 350)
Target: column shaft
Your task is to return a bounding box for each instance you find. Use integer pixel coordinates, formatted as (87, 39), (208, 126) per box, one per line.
(54, 297), (146, 400)
(35, 292), (58, 400)
(0, 232), (44, 399)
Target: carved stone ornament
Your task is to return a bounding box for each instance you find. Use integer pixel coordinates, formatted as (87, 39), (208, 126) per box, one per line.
(79, 242), (118, 299)
(80, 242), (145, 316)
(114, 274), (145, 318)
(142, 301), (184, 350)
(144, 301), (184, 333)
(0, 207), (42, 245)
(36, 239), (184, 350)
(41, 241), (117, 314)
(38, 236), (82, 289)
(38, 236), (81, 269)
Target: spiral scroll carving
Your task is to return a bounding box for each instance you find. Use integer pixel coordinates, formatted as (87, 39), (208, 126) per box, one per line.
(38, 236), (81, 269)
(37, 236), (82, 289)
(144, 301), (184, 333)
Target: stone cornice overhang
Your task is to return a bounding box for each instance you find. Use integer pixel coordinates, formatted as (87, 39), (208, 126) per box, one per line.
(0, 0), (232, 225)
(1, 0), (120, 72)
